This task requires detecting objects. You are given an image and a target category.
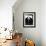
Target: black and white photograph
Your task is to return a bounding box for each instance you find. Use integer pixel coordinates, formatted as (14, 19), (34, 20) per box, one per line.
(23, 12), (36, 27)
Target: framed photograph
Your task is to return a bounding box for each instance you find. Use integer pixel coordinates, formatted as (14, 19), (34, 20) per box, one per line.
(23, 12), (36, 28)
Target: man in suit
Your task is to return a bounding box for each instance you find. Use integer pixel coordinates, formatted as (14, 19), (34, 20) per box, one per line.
(25, 17), (33, 25)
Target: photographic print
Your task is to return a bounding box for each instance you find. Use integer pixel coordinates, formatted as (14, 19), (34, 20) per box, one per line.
(23, 12), (36, 28)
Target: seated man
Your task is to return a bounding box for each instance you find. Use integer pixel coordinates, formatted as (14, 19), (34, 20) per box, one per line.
(15, 33), (22, 46)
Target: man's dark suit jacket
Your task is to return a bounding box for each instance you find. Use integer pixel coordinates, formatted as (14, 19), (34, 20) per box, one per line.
(25, 17), (33, 25)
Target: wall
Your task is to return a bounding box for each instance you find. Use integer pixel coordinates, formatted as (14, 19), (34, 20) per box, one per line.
(13, 0), (42, 46)
(41, 0), (46, 46)
(0, 0), (16, 30)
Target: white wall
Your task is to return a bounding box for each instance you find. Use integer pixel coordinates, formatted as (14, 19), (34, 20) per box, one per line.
(13, 0), (46, 46)
(0, 0), (16, 30)
(41, 0), (46, 46)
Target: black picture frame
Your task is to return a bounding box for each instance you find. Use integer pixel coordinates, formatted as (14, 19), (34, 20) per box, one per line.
(23, 12), (36, 28)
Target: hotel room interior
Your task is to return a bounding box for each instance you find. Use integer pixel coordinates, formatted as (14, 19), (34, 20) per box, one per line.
(0, 0), (46, 46)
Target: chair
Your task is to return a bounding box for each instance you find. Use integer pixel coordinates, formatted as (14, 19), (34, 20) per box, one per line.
(25, 40), (35, 46)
